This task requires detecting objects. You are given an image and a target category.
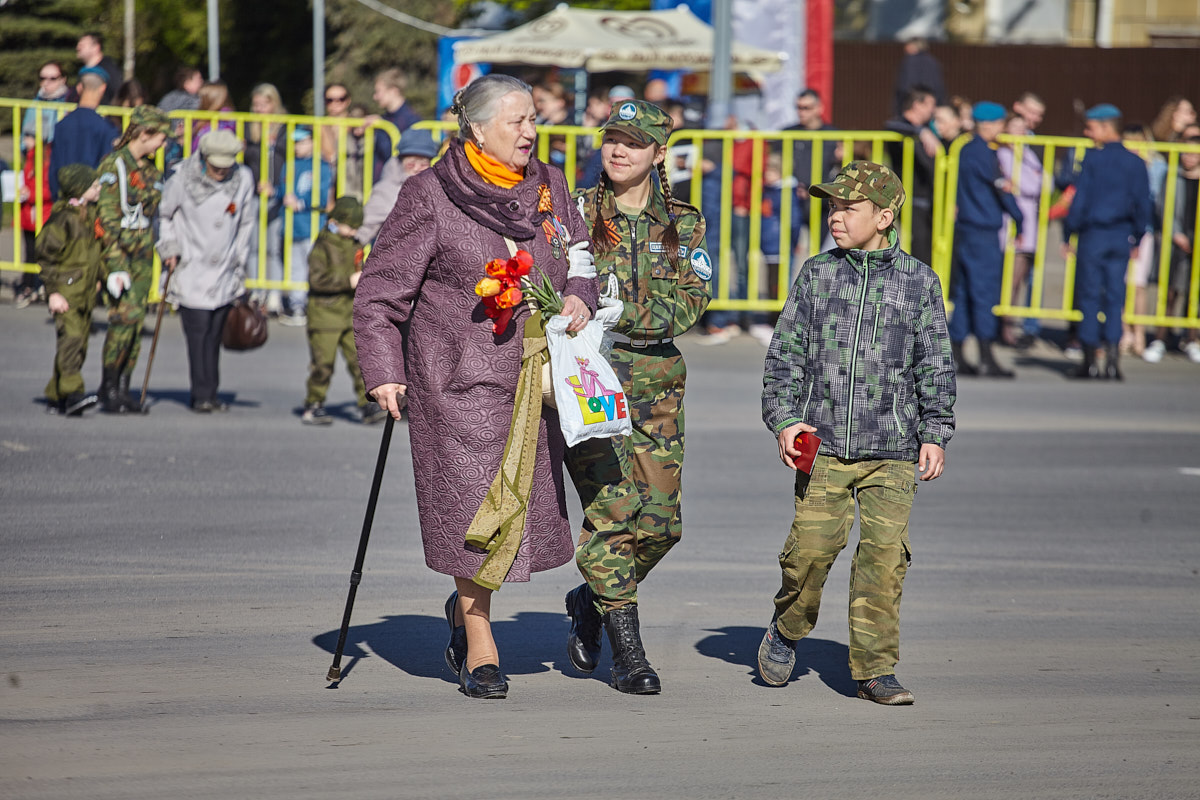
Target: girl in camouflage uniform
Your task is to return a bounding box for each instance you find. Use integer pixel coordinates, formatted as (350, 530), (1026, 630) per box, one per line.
(95, 105), (169, 413)
(565, 100), (711, 694)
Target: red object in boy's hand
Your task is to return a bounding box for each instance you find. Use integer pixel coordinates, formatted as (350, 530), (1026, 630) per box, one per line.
(793, 432), (822, 475)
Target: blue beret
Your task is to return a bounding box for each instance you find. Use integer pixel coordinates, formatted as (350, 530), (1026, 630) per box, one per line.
(973, 101), (1005, 122)
(1085, 103), (1121, 121)
(78, 65), (110, 83)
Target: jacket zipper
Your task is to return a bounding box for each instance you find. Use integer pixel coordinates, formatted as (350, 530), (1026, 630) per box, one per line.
(628, 214), (639, 302)
(893, 391), (904, 436)
(801, 381), (814, 421)
(844, 254), (869, 459)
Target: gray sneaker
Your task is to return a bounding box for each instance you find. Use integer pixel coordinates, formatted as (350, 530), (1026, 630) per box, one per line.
(857, 674), (915, 705)
(360, 400), (388, 424)
(757, 619), (797, 686)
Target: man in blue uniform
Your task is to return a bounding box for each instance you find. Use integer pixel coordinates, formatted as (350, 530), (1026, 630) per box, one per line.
(949, 101), (1024, 378)
(1063, 104), (1153, 380)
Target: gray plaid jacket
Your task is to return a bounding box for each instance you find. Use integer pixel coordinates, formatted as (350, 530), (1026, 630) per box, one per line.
(762, 235), (956, 461)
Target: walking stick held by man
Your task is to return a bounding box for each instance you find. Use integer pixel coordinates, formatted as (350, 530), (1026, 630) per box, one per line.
(139, 258), (177, 411)
(327, 394), (405, 684)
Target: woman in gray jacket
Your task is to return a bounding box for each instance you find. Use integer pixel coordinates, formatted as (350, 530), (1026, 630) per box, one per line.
(157, 130), (257, 412)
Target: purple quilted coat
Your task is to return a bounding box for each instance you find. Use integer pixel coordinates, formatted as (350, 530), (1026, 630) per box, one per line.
(353, 143), (596, 582)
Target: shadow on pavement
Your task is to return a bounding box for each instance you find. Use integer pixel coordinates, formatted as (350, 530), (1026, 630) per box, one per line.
(694, 626), (856, 697)
(313, 611), (583, 687)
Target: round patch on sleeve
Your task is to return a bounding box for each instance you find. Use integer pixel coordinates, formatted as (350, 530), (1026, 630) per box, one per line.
(689, 248), (713, 281)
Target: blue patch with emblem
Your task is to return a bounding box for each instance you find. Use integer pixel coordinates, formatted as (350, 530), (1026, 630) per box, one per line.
(618, 102), (637, 121)
(689, 248), (712, 281)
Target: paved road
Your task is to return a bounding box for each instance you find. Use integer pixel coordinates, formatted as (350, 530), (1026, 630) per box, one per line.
(1, 304), (1198, 799)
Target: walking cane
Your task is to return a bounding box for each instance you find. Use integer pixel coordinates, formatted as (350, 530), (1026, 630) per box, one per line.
(139, 261), (176, 411)
(327, 410), (398, 684)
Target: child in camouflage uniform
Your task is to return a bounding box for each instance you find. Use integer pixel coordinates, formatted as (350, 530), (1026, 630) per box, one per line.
(758, 162), (956, 705)
(564, 100), (711, 694)
(95, 105), (170, 414)
(301, 197), (387, 425)
(38, 164), (103, 416)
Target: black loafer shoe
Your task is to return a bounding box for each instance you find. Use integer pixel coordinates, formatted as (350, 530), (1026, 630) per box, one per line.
(444, 592), (467, 676)
(458, 662), (508, 699)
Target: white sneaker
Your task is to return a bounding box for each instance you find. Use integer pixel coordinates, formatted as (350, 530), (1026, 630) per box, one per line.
(279, 312), (307, 327)
(748, 323), (775, 347)
(1183, 341), (1200, 364)
(1142, 339), (1166, 363)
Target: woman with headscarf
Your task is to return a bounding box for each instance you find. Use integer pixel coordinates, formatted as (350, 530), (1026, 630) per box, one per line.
(354, 74), (597, 699)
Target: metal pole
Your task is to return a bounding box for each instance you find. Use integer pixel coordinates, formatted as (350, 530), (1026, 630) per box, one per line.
(206, 0), (220, 81)
(123, 0), (134, 81)
(314, 0), (326, 116)
(708, 0), (732, 128)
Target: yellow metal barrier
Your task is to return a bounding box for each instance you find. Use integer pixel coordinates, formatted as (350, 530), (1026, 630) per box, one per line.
(3, 99), (400, 301)
(940, 132), (1200, 331)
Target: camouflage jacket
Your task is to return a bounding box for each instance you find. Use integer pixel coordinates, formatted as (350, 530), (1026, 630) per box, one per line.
(573, 185), (710, 339)
(762, 232), (956, 462)
(35, 201), (105, 304)
(307, 229), (363, 330)
(95, 146), (164, 257)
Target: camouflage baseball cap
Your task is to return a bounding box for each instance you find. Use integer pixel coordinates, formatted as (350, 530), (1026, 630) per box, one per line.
(604, 99), (673, 148)
(810, 160), (906, 214)
(128, 104), (171, 134)
(329, 196), (363, 228)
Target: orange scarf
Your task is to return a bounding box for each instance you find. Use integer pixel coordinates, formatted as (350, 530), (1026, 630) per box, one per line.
(465, 141), (524, 188)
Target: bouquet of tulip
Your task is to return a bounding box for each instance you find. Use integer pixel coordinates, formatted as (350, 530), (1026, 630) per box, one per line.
(474, 249), (563, 334)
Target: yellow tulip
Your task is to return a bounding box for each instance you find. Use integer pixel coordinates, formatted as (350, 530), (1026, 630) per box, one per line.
(475, 277), (503, 297)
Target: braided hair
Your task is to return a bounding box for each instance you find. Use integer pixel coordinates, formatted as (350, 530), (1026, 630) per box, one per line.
(113, 123), (149, 152)
(655, 161), (682, 269)
(590, 151), (683, 271)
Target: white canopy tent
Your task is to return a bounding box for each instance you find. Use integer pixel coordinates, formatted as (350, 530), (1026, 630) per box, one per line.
(452, 5), (785, 74)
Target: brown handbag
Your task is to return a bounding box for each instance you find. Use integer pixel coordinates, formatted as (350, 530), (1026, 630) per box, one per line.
(222, 295), (269, 351)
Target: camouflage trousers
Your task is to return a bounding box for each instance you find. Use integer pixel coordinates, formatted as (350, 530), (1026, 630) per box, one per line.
(101, 249), (153, 377)
(773, 455), (916, 681)
(45, 300), (96, 402)
(565, 342), (687, 613)
(305, 325), (367, 407)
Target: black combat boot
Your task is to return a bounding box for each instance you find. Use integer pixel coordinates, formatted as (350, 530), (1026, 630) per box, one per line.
(977, 340), (1015, 378)
(99, 368), (125, 413)
(1104, 343), (1123, 381)
(1068, 347), (1099, 379)
(565, 583), (602, 674)
(951, 341), (978, 377)
(117, 372), (142, 413)
(602, 605), (661, 695)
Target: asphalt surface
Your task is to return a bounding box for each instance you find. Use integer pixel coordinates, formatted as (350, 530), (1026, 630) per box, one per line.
(1, 301), (1198, 800)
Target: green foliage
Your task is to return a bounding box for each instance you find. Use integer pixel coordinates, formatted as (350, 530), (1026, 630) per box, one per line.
(324, 0), (459, 118)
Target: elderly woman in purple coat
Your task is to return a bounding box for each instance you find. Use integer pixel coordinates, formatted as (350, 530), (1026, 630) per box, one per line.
(353, 75), (597, 700)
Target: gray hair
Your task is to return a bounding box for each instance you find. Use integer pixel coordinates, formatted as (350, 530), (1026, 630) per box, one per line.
(451, 74), (532, 144)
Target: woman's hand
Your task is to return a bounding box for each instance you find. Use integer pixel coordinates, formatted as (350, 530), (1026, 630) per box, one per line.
(370, 382), (407, 420)
(560, 294), (591, 333)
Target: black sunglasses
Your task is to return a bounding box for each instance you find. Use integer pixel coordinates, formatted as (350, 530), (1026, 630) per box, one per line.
(325, 94), (349, 103)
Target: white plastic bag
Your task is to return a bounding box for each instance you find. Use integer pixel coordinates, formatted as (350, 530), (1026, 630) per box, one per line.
(545, 314), (633, 447)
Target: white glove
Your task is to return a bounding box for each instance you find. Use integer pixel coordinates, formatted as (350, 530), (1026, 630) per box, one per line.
(566, 240), (596, 280)
(594, 295), (624, 331)
(106, 271), (131, 299)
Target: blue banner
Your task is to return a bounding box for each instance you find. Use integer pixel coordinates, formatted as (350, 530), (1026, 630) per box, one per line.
(652, 0), (711, 23)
